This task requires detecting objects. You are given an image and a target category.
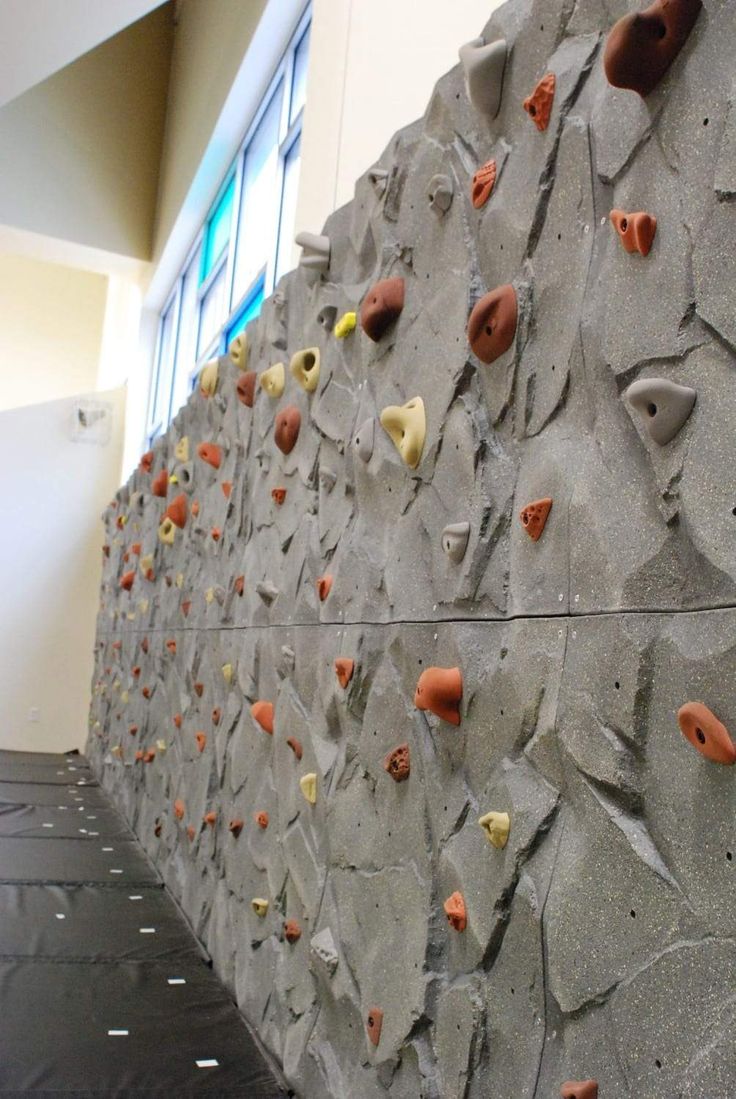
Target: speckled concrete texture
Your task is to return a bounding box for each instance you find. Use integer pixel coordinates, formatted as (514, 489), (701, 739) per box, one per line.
(87, 1), (736, 1095)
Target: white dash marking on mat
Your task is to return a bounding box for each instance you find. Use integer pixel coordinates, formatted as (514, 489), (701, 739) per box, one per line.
(167, 978), (186, 985)
(196, 1059), (219, 1068)
(42, 823), (54, 829)
(109, 869), (123, 874)
(55, 914), (66, 920)
(108, 1029), (128, 1036)
(128, 895), (142, 901)
(139, 928), (156, 934)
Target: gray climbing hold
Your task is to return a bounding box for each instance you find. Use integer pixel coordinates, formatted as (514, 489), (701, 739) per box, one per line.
(280, 645), (295, 673)
(368, 167), (389, 196)
(428, 173), (453, 215)
(256, 580), (279, 605)
(175, 462), (195, 494)
(441, 522), (470, 563)
(458, 37), (507, 120)
(317, 305), (337, 331)
(310, 927), (338, 976)
(353, 418), (375, 464)
(213, 586), (226, 607)
(625, 378), (696, 445)
(295, 231), (330, 275)
(319, 467), (337, 492)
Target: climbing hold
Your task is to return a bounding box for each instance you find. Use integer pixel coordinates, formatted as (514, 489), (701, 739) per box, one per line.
(111, 745), (123, 758)
(165, 639), (177, 655)
(199, 360), (218, 397)
(228, 818), (244, 837)
(300, 772), (317, 804)
(610, 209), (657, 256)
(677, 702), (736, 765)
(141, 638), (149, 654)
(151, 469), (168, 498)
(317, 305), (337, 331)
(290, 347), (321, 392)
(156, 739), (167, 753)
(271, 487), (287, 505)
(366, 1007), (383, 1047)
(520, 498), (553, 542)
(287, 737), (303, 760)
(173, 713), (183, 729)
(334, 658), (355, 688)
(195, 732), (207, 753)
(140, 552), (155, 580)
(203, 810), (217, 828)
(353, 418), (375, 464)
(560, 1082), (598, 1099)
(380, 397), (426, 469)
(368, 167), (389, 195)
(467, 284), (518, 364)
(443, 891), (467, 932)
(284, 919), (302, 944)
(205, 588), (215, 604)
(222, 663), (234, 685)
(251, 898), (269, 917)
(458, 36), (507, 119)
(260, 363), (285, 398)
(139, 450), (154, 474)
(316, 575), (333, 602)
(256, 580), (279, 604)
(310, 927), (338, 974)
(274, 406), (301, 454)
(428, 173), (454, 215)
(334, 310), (357, 338)
(128, 724), (138, 737)
(212, 708), (221, 727)
(384, 743), (411, 782)
(119, 571), (135, 592)
(197, 442), (222, 469)
(295, 231), (330, 275)
(135, 750), (144, 763)
(471, 159), (497, 209)
(479, 811), (510, 849)
(143, 750), (156, 764)
(251, 701), (274, 735)
(186, 825), (196, 842)
(130, 542), (141, 556)
(255, 810), (269, 829)
(415, 667), (463, 725)
(319, 467), (337, 491)
(523, 72), (556, 131)
(190, 500), (200, 518)
(236, 371), (257, 407)
(164, 494), (188, 528)
(229, 331), (248, 369)
(174, 437), (189, 462)
(210, 527), (221, 542)
(193, 682), (204, 697)
(604, 0), (701, 97)
(173, 799), (185, 820)
(234, 576), (245, 596)
(625, 378), (696, 445)
(442, 522), (470, 563)
(360, 277), (405, 342)
(221, 481), (232, 498)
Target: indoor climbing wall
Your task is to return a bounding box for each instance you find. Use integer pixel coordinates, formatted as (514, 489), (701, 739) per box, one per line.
(86, 0), (736, 1096)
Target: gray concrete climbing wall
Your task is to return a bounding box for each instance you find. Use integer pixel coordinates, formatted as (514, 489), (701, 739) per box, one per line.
(86, 1), (736, 1096)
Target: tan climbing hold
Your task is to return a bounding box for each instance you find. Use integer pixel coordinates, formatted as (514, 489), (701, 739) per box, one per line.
(520, 497), (552, 541)
(380, 397), (426, 469)
(199, 360), (218, 397)
(290, 347), (321, 392)
(251, 898), (269, 917)
(222, 663), (234, 685)
(300, 772), (317, 804)
(479, 811), (510, 849)
(260, 362), (285, 398)
(229, 331), (248, 369)
(174, 436), (189, 462)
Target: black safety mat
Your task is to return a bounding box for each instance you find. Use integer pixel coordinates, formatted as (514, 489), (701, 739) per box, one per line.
(0, 781), (109, 807)
(0, 801), (130, 838)
(0, 749), (82, 766)
(0, 762), (96, 785)
(0, 959), (286, 1097)
(0, 836), (160, 885)
(0, 884), (207, 963)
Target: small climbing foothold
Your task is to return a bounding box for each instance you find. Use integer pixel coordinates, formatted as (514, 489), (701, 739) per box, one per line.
(260, 363), (285, 398)
(195, 732), (207, 753)
(199, 360), (218, 398)
(221, 481), (232, 499)
(610, 209), (657, 256)
(319, 467), (337, 491)
(443, 891), (467, 932)
(119, 571), (135, 592)
(360, 277), (405, 342)
(196, 442), (222, 469)
(286, 737), (303, 760)
(229, 331), (248, 369)
(523, 72), (556, 131)
(428, 173), (454, 215)
(300, 772), (317, 804)
(234, 576), (245, 596)
(139, 450), (154, 474)
(317, 305), (338, 331)
(604, 0), (702, 98)
(479, 811), (510, 849)
(290, 347), (321, 392)
(211, 707), (221, 726)
(228, 818), (244, 837)
(173, 799), (185, 820)
(415, 667), (463, 725)
(255, 810), (269, 829)
(186, 825), (196, 842)
(467, 285), (518, 364)
(251, 701), (274, 735)
(353, 418), (375, 464)
(677, 702), (736, 765)
(335, 658), (355, 688)
(151, 469), (168, 498)
(173, 714), (183, 729)
(193, 682), (204, 698)
(174, 437), (189, 462)
(236, 371), (257, 407)
(271, 487), (287, 506)
(284, 919), (302, 943)
(210, 527), (221, 542)
(560, 1082), (598, 1099)
(222, 663), (234, 685)
(458, 36), (507, 119)
(203, 810), (217, 828)
(274, 406), (301, 455)
(334, 311), (357, 338)
(165, 639), (177, 654)
(251, 898), (269, 917)
(442, 522), (470, 563)
(380, 397), (426, 469)
(316, 575), (333, 602)
(625, 378), (696, 445)
(520, 498), (553, 542)
(366, 1007), (383, 1047)
(295, 231), (330, 276)
(384, 743), (410, 782)
(471, 159), (497, 209)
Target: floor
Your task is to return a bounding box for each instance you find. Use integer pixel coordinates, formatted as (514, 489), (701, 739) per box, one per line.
(0, 748), (288, 1097)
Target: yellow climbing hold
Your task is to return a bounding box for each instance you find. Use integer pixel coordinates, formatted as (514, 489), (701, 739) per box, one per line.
(300, 772), (317, 804)
(205, 587), (215, 604)
(120, 690), (129, 704)
(290, 347), (321, 392)
(155, 739), (167, 752)
(229, 331), (248, 369)
(222, 663), (234, 685)
(199, 359), (219, 397)
(260, 362), (285, 398)
(169, 474), (178, 484)
(334, 311), (357, 339)
(379, 397), (426, 469)
(139, 554), (154, 576)
(478, 811), (510, 849)
(174, 436), (189, 462)
(251, 898), (269, 917)
(175, 573), (184, 589)
(158, 517), (176, 545)
(139, 599), (149, 613)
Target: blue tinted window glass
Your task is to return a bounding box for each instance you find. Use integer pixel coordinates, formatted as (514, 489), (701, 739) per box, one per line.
(200, 176), (235, 283)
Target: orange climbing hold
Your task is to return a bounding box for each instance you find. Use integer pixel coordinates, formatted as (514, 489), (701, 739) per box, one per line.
(610, 209), (657, 256)
(523, 72), (556, 131)
(234, 575), (245, 596)
(211, 527), (222, 542)
(173, 799), (185, 820)
(228, 818), (244, 837)
(415, 667), (463, 725)
(195, 731), (207, 753)
(286, 737), (303, 760)
(316, 575), (333, 602)
(197, 442), (222, 469)
(366, 1007), (383, 1046)
(560, 1082), (598, 1099)
(284, 919), (302, 943)
(128, 724), (139, 737)
(120, 571), (135, 591)
(251, 700), (274, 734)
(677, 702), (736, 765)
(173, 713), (183, 728)
(271, 487), (287, 506)
(166, 639), (177, 654)
(443, 891), (467, 932)
(151, 469), (168, 497)
(255, 810), (269, 829)
(471, 159), (497, 209)
(520, 497), (552, 541)
(334, 658), (355, 688)
(212, 707), (221, 726)
(384, 743), (410, 782)
(186, 825), (196, 842)
(139, 450), (154, 473)
(164, 494), (188, 529)
(236, 371), (257, 407)
(203, 810), (217, 827)
(193, 682), (204, 697)
(221, 481), (232, 498)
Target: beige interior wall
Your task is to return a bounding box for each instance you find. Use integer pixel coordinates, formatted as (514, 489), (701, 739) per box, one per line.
(0, 387), (126, 752)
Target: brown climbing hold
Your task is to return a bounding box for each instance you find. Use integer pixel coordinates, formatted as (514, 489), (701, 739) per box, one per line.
(203, 810), (217, 827)
(467, 284), (518, 364)
(284, 919), (302, 944)
(193, 682), (204, 697)
(415, 667), (463, 725)
(186, 825), (196, 842)
(316, 575), (333, 602)
(197, 442), (222, 469)
(120, 571), (135, 591)
(366, 1007), (383, 1046)
(173, 713), (183, 729)
(130, 543), (141, 556)
(154, 820), (162, 837)
(471, 159), (497, 208)
(677, 702), (736, 765)
(142, 686), (152, 700)
(604, 0), (701, 98)
(255, 810), (269, 829)
(143, 749), (156, 764)
(236, 371), (257, 407)
(135, 750), (144, 762)
(132, 666), (141, 679)
(560, 1082), (598, 1099)
(164, 494), (188, 529)
(228, 818), (244, 837)
(181, 600), (191, 617)
(151, 469), (168, 498)
(141, 638), (149, 654)
(287, 737), (303, 760)
(102, 545), (110, 558)
(234, 575), (245, 596)
(221, 481), (232, 499)
(128, 724), (139, 737)
(520, 497), (552, 542)
(384, 743), (410, 782)
(166, 639), (177, 654)
(443, 891), (467, 932)
(360, 277), (405, 342)
(251, 700), (274, 734)
(271, 487), (287, 506)
(211, 527), (222, 542)
(523, 72), (556, 130)
(139, 450), (154, 473)
(212, 707), (221, 726)
(334, 658), (355, 688)
(275, 406), (301, 455)
(195, 731), (207, 753)
(610, 209), (657, 256)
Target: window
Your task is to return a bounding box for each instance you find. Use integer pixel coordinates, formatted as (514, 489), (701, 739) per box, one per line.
(146, 5), (311, 446)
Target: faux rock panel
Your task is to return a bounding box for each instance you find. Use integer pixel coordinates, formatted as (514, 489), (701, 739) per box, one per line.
(87, 1), (736, 1096)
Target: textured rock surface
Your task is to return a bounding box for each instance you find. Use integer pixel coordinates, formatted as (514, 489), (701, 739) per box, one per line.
(87, 1), (736, 1095)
